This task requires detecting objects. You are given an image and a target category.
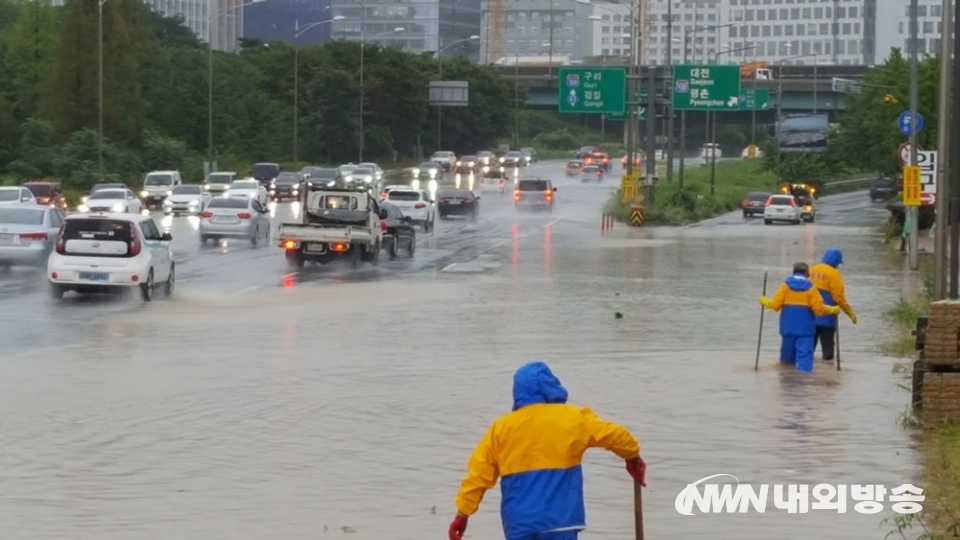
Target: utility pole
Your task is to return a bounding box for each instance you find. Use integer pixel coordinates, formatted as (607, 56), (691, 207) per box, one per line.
(934, 0), (952, 299)
(98, 0), (106, 180)
(907, 0), (919, 271)
(665, 0), (674, 184)
(949, 0), (960, 297)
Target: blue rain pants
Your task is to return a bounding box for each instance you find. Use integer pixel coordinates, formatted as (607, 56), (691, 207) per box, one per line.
(512, 532), (579, 540)
(780, 335), (815, 372)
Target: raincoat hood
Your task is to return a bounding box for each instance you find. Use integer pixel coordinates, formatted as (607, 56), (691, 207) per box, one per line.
(822, 248), (843, 268)
(512, 361), (568, 411)
(785, 275), (814, 292)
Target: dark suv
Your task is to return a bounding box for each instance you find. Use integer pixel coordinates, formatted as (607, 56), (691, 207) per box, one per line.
(870, 177), (897, 202)
(741, 191), (771, 217)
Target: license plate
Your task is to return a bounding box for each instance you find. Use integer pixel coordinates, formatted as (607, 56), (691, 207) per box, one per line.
(447, 200), (461, 205)
(212, 216), (238, 223)
(0, 234), (15, 244)
(305, 243), (326, 253)
(776, 208), (784, 212)
(79, 272), (108, 281)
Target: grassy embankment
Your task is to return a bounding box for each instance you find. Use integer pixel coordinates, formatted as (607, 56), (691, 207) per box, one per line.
(881, 262), (960, 538)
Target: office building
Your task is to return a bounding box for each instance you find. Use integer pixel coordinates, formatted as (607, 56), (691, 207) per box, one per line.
(875, 0), (953, 61)
(142, 0), (246, 51)
(329, 0), (482, 61)
(479, 0), (587, 65)
(243, 0), (333, 46)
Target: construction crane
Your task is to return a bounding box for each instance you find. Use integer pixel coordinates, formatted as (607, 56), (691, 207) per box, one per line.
(487, 0), (505, 64)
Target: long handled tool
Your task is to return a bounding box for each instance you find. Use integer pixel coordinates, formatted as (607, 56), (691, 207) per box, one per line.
(836, 322), (841, 371)
(755, 271), (769, 371)
(634, 481), (644, 540)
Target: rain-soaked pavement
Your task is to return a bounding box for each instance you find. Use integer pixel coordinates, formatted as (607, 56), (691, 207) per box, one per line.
(0, 160), (921, 539)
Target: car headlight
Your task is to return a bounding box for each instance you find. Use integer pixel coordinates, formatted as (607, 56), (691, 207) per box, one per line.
(291, 189), (298, 195)
(456, 161), (461, 166)
(326, 181), (336, 187)
(81, 195), (89, 203)
(166, 190), (172, 196)
(140, 190), (148, 197)
(525, 156), (531, 161)
(78, 204), (89, 212)
(429, 169), (437, 177)
(111, 203), (124, 212)
(468, 161), (475, 167)
(203, 184), (210, 190)
(412, 168), (420, 176)
(482, 166), (490, 173)
(499, 157), (505, 163)
(248, 192), (256, 198)
(163, 199), (172, 206)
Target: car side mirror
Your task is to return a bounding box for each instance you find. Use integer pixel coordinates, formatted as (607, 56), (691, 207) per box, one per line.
(402, 216), (412, 222)
(379, 209), (388, 219)
(161, 232), (173, 241)
(553, 187), (558, 191)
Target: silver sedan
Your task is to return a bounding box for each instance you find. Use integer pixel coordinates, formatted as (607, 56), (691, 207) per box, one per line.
(0, 205), (66, 269)
(198, 196), (271, 246)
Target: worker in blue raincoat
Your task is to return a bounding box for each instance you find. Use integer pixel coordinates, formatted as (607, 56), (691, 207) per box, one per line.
(448, 361), (645, 540)
(760, 262), (841, 372)
(809, 248), (857, 361)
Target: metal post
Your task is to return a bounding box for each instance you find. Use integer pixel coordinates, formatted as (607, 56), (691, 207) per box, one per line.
(665, 0), (674, 183)
(934, 0), (952, 299)
(293, 20), (300, 164)
(438, 42), (444, 151)
(358, 5), (366, 162)
(949, 0), (960, 297)
(750, 49), (756, 145)
(679, 34), (688, 190)
(645, 66), (656, 202)
(548, 0), (554, 80)
(812, 54), (818, 114)
(98, 0), (105, 179)
(207, 21), (214, 171)
(776, 62), (784, 122)
(514, 50), (519, 148)
(908, 0), (919, 271)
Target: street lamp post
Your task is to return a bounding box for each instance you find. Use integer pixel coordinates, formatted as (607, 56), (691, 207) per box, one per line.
(436, 35), (479, 151)
(98, 0), (107, 179)
(677, 22), (735, 190)
(359, 27), (405, 162)
(776, 50), (818, 122)
(207, 0), (265, 174)
(293, 15), (344, 164)
(709, 45), (755, 196)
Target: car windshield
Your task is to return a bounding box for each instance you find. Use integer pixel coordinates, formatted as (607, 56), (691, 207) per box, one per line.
(339, 165), (357, 171)
(770, 196), (794, 205)
(875, 178), (894, 187)
(208, 174), (233, 183)
(93, 184), (125, 192)
(252, 164), (279, 178)
(419, 162), (438, 169)
(88, 190), (126, 200)
(521, 148), (534, 153)
(389, 191), (421, 202)
(207, 198), (249, 209)
(747, 192), (770, 201)
(311, 169), (338, 179)
(230, 181), (258, 190)
(63, 218), (132, 242)
(438, 190), (471, 198)
(567, 162), (581, 167)
(518, 180), (549, 191)
(582, 167), (599, 173)
(172, 185), (202, 195)
(144, 174), (173, 186)
(25, 184), (54, 196)
(0, 190), (20, 201)
(277, 174), (300, 184)
(358, 163), (378, 170)
(0, 207), (45, 224)
(461, 156), (477, 161)
(433, 152), (453, 157)
(478, 152), (492, 156)
(353, 168), (373, 175)
(506, 152), (521, 157)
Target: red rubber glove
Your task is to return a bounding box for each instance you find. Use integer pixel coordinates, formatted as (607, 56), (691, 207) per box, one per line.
(626, 456), (647, 487)
(448, 514), (468, 540)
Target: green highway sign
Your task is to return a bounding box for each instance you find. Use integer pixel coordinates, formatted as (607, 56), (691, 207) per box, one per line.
(739, 88), (770, 111)
(558, 67), (626, 115)
(609, 90), (650, 120)
(609, 107), (647, 121)
(672, 64), (742, 111)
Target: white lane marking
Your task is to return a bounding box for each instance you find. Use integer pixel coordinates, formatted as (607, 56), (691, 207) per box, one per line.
(235, 285), (260, 294)
(479, 218), (561, 253)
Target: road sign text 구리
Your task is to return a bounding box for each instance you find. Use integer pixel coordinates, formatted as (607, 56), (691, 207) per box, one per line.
(557, 67), (626, 115)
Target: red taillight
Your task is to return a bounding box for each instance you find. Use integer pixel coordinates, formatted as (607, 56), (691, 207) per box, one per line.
(439, 198), (449, 203)
(51, 271), (58, 279)
(514, 190), (521, 201)
(19, 232), (47, 241)
(54, 224), (66, 254)
(381, 221), (389, 232)
(237, 212), (252, 219)
(545, 190), (552, 200)
(37, 197), (49, 204)
(131, 275), (139, 282)
(283, 240), (297, 249)
(331, 242), (347, 252)
(742, 200), (750, 207)
(414, 202), (426, 209)
(128, 223), (142, 256)
(200, 211), (213, 218)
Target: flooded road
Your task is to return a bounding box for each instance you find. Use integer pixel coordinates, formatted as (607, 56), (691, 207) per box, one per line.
(0, 161), (919, 539)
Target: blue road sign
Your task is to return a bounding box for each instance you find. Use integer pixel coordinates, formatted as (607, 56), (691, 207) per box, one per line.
(898, 111), (924, 136)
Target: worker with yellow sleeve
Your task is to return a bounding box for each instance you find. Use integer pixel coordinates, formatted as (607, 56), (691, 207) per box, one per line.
(448, 361), (645, 540)
(760, 262), (841, 372)
(809, 248), (857, 362)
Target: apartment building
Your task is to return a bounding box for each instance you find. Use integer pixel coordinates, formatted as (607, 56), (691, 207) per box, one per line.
(330, 0), (482, 60)
(137, 0), (245, 51)
(479, 0), (586, 64)
(875, 0), (953, 61)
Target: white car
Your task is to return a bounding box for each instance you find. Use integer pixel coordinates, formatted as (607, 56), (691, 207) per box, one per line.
(358, 162), (383, 181)
(350, 167), (376, 186)
(700, 143), (722, 160)
(339, 164), (359, 182)
(0, 187), (38, 206)
(430, 151), (457, 171)
(763, 194), (803, 225)
(383, 188), (435, 232)
(379, 184), (410, 200)
(162, 184), (208, 215)
(47, 213), (175, 301)
(78, 188), (143, 214)
(204, 171), (236, 194)
(227, 179), (268, 206)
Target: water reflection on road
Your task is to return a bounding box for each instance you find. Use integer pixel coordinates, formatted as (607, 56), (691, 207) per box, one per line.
(0, 160), (919, 539)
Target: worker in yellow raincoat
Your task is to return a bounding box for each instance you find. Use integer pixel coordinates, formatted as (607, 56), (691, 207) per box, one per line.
(448, 361), (645, 540)
(760, 262), (841, 372)
(809, 248), (857, 361)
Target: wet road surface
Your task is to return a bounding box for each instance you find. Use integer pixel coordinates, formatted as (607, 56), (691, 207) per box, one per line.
(0, 161), (919, 539)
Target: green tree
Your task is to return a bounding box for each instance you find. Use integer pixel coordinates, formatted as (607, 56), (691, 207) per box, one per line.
(7, 117), (56, 178)
(3, 0), (58, 119)
(142, 134), (186, 171)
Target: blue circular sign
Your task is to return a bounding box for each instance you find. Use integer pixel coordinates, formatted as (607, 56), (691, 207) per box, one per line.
(898, 111), (924, 135)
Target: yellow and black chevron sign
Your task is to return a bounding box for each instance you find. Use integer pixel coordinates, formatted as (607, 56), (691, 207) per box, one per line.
(630, 207), (643, 226)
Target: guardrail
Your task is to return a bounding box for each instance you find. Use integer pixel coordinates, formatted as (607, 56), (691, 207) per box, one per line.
(823, 176), (876, 194)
